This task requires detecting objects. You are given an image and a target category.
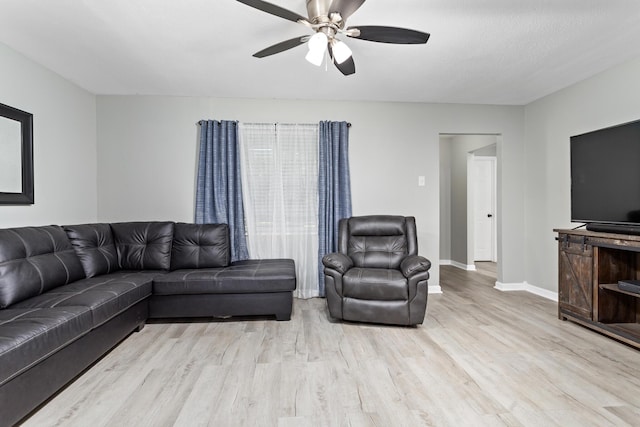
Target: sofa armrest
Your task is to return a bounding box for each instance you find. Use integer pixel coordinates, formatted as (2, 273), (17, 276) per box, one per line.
(401, 255), (431, 278)
(322, 253), (353, 275)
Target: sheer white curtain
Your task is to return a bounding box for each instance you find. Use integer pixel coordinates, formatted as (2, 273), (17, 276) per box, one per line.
(239, 123), (320, 299)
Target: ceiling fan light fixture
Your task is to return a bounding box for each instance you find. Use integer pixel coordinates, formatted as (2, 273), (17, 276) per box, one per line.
(332, 40), (352, 64)
(305, 47), (325, 66)
(305, 32), (328, 66)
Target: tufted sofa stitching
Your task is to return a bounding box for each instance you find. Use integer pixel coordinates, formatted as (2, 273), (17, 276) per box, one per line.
(12, 272), (155, 328)
(0, 308), (40, 326)
(0, 308), (89, 357)
(111, 222), (174, 271)
(92, 227), (116, 272)
(0, 306), (92, 387)
(52, 253), (72, 284)
(169, 223), (230, 270)
(140, 222), (150, 264)
(0, 227), (85, 308)
(184, 269), (222, 280)
(6, 229), (46, 296)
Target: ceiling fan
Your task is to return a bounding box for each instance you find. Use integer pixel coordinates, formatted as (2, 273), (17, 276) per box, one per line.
(235, 0), (430, 76)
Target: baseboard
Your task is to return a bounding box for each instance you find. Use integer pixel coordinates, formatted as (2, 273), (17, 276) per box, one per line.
(441, 262), (557, 301)
(494, 281), (558, 302)
(440, 259), (476, 271)
(428, 284), (443, 294)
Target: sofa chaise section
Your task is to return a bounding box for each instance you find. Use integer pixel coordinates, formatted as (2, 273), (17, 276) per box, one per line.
(150, 223), (296, 321)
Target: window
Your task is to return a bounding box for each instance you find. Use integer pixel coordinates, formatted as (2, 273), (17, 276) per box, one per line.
(239, 123), (320, 298)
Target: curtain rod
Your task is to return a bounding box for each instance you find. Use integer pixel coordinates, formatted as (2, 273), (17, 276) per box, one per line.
(197, 120), (351, 127)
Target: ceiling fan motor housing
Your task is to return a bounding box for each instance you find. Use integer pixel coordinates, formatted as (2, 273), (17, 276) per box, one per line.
(306, 0), (344, 29)
(306, 0), (330, 21)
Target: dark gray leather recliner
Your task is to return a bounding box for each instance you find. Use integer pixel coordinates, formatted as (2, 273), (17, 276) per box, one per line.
(322, 215), (431, 326)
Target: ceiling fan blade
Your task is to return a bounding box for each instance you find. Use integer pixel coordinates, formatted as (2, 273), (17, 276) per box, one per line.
(236, 0), (307, 23)
(328, 45), (356, 76)
(329, 0), (366, 21)
(347, 26), (430, 44)
(253, 36), (308, 58)
(335, 56), (356, 75)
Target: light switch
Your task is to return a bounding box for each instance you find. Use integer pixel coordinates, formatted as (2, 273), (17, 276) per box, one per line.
(418, 176), (425, 186)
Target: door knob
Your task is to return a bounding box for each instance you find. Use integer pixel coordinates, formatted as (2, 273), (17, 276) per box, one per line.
(487, 214), (493, 218)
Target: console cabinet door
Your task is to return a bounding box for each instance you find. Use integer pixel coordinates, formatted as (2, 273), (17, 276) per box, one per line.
(558, 235), (593, 320)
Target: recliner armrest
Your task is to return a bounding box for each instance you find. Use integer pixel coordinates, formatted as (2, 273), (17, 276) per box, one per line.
(322, 253), (353, 274)
(401, 255), (431, 278)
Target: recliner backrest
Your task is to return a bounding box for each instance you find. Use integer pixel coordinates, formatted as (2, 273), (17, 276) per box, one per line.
(338, 215), (418, 269)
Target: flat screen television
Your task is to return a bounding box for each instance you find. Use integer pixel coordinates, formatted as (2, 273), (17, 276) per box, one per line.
(571, 118), (640, 233)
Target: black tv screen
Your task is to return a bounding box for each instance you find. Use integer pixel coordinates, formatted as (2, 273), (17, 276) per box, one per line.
(571, 119), (640, 225)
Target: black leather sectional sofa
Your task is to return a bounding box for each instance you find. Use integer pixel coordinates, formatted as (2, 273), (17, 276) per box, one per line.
(0, 221), (296, 426)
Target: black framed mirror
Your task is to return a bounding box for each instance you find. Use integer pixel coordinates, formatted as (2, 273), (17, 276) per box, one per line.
(0, 102), (33, 205)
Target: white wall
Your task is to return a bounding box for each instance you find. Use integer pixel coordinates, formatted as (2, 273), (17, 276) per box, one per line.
(524, 57), (640, 292)
(97, 97), (525, 288)
(439, 137), (452, 262)
(0, 43), (97, 227)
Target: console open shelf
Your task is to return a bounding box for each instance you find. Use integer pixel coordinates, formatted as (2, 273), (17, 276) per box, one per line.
(600, 283), (640, 298)
(556, 229), (640, 349)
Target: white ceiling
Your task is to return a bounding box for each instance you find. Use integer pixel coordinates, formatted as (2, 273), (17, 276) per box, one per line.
(1, 0), (639, 105)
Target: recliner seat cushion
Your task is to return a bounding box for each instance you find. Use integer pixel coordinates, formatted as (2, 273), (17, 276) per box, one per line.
(342, 268), (408, 300)
(64, 223), (119, 278)
(13, 272), (156, 327)
(0, 226), (86, 309)
(170, 223), (230, 270)
(0, 306), (93, 386)
(111, 222), (174, 270)
(154, 259), (296, 295)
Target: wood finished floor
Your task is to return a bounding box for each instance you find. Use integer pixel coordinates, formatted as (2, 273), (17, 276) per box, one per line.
(21, 266), (640, 426)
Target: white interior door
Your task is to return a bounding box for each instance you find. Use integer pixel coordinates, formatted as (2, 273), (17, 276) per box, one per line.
(473, 157), (496, 261)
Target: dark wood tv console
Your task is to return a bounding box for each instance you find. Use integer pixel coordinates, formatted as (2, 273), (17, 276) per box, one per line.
(556, 228), (640, 349)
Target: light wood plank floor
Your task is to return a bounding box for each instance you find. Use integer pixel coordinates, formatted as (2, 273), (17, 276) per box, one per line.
(474, 261), (497, 280)
(21, 266), (640, 426)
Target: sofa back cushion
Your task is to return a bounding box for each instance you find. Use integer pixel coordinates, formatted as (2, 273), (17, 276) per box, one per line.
(63, 223), (120, 278)
(0, 226), (85, 308)
(111, 222), (174, 270)
(170, 223), (231, 270)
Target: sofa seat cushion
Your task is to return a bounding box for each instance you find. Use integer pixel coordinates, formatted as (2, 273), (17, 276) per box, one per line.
(342, 268), (408, 301)
(0, 306), (93, 386)
(12, 272), (157, 327)
(153, 259), (296, 295)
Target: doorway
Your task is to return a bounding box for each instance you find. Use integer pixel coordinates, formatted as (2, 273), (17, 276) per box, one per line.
(439, 134), (499, 274)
